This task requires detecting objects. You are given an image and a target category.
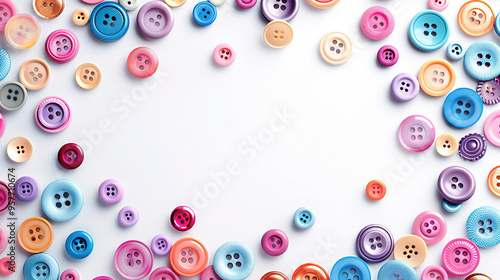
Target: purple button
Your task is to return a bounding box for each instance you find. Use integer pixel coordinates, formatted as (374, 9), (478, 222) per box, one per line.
(391, 73), (419, 102)
(261, 0), (299, 22)
(137, 1), (174, 39)
(35, 96), (71, 133)
(200, 265), (222, 280)
(377, 45), (399, 67)
(438, 166), (476, 203)
(98, 179), (124, 205)
(119, 206), (139, 227)
(476, 78), (500, 105)
(236, 0), (257, 9)
(45, 29), (79, 63)
(149, 267), (180, 280)
(13, 176), (39, 202)
(151, 234), (172, 256)
(459, 133), (487, 161)
(398, 115), (436, 152)
(356, 224), (394, 263)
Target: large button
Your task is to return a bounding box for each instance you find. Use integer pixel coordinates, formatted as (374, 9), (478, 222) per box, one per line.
(377, 260), (417, 280)
(393, 235), (427, 268)
(442, 238), (480, 276)
(23, 253), (60, 280)
(390, 73), (419, 102)
(261, 229), (289, 256)
(466, 206), (500, 248)
(438, 166), (475, 203)
(98, 179), (124, 205)
(377, 45), (398, 67)
(261, 271), (288, 280)
(75, 63), (101, 90)
(0, 225), (6, 254)
(72, 8), (89, 26)
(305, 0), (339, 9)
(397, 115), (435, 152)
(235, 0), (257, 9)
(319, 32), (352, 65)
(14, 176), (39, 202)
(151, 234), (172, 256)
(261, 0), (299, 22)
(441, 198), (462, 213)
(213, 43), (236, 66)
(35, 96), (71, 133)
(421, 265), (447, 280)
(19, 58), (51, 91)
(7, 136), (33, 163)
(137, 2), (174, 39)
(365, 180), (386, 200)
(459, 133), (487, 161)
(45, 29), (79, 63)
(0, 81), (27, 111)
(170, 205), (195, 231)
(119, 206), (139, 227)
(291, 263), (328, 280)
(330, 256), (370, 280)
(464, 41), (500, 81)
(18, 217), (54, 253)
(114, 240), (153, 280)
(120, 0), (141, 11)
(65, 230), (94, 259)
(90, 2), (130, 42)
(428, 0), (448, 12)
(127, 47), (159, 78)
(169, 237), (208, 277)
(476, 77), (500, 104)
(0, 0), (17, 32)
(61, 269), (80, 280)
(458, 0), (494, 37)
(466, 274), (492, 280)
(33, 0), (64, 20)
(213, 241), (255, 280)
(193, 1), (217, 26)
(41, 179), (84, 222)
(418, 59), (455, 97)
(264, 21), (293, 49)
(0, 181), (13, 215)
(0, 256), (15, 275)
(360, 6), (395, 40)
(435, 133), (458, 157)
(201, 266), (222, 280)
(443, 88), (483, 128)
(58, 143), (84, 169)
(409, 10), (449, 51)
(446, 42), (465, 60)
(165, 0), (187, 8)
(356, 224), (393, 263)
(93, 277), (113, 280)
(412, 211), (447, 245)
(487, 165), (500, 197)
(4, 13), (40, 49)
(293, 207), (316, 229)
(150, 267), (180, 280)
(0, 47), (11, 81)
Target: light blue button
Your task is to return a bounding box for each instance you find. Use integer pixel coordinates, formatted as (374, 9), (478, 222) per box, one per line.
(464, 41), (500, 81)
(0, 47), (11, 82)
(443, 88), (483, 128)
(447, 42), (465, 60)
(90, 2), (129, 42)
(466, 206), (500, 248)
(442, 198), (462, 213)
(293, 207), (316, 229)
(330, 256), (370, 280)
(193, 1), (217, 26)
(23, 253), (60, 280)
(65, 230), (94, 259)
(377, 260), (417, 280)
(495, 13), (500, 37)
(409, 10), (449, 51)
(41, 179), (84, 222)
(213, 241), (255, 280)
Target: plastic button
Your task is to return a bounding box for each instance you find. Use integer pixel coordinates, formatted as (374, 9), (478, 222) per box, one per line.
(127, 47), (159, 78)
(487, 165), (500, 197)
(496, 13), (500, 37)
(0, 181), (13, 215)
(464, 41), (500, 81)
(397, 115), (435, 152)
(293, 207), (315, 229)
(120, 0), (141, 11)
(412, 211), (447, 245)
(377, 45), (398, 67)
(201, 266), (222, 280)
(409, 10), (449, 51)
(428, 0), (448, 12)
(438, 166), (475, 203)
(390, 73), (419, 102)
(82, 0), (105, 3)
(261, 229), (288, 256)
(330, 256), (370, 280)
(93, 277), (114, 280)
(18, 217), (54, 253)
(61, 269), (80, 280)
(319, 32), (352, 65)
(119, 206), (139, 227)
(0, 111), (4, 138)
(459, 133), (487, 161)
(114, 240), (153, 280)
(305, 0), (339, 9)
(443, 88), (483, 128)
(7, 136), (33, 163)
(213, 241), (255, 280)
(0, 225), (6, 254)
(0, 256), (15, 275)
(365, 180), (386, 200)
(0, 0), (17, 32)
(193, 1), (217, 26)
(236, 0), (257, 9)
(169, 237), (208, 277)
(261, 0), (299, 22)
(377, 260), (417, 280)
(421, 265), (447, 280)
(442, 238), (480, 276)
(23, 253), (60, 280)
(19, 58), (51, 91)
(442, 198), (462, 213)
(458, 0), (494, 37)
(98, 179), (124, 205)
(41, 179), (84, 222)
(418, 59), (455, 97)
(165, 0), (187, 8)
(0, 47), (11, 82)
(58, 143), (84, 169)
(35, 96), (71, 133)
(356, 224), (394, 263)
(72, 8), (89, 26)
(360, 6), (394, 40)
(466, 206), (500, 248)
(4, 13), (40, 49)
(14, 176), (39, 202)
(213, 43), (236, 66)
(209, 0), (226, 6)
(466, 274), (492, 280)
(170, 205), (195, 231)
(291, 263), (328, 280)
(435, 134), (458, 157)
(393, 235), (427, 268)
(150, 267), (180, 280)
(137, 2), (174, 39)
(75, 63), (101, 90)
(0, 81), (27, 111)
(264, 20), (293, 49)
(476, 77), (500, 104)
(151, 234), (172, 256)
(33, 0), (64, 20)
(45, 29), (79, 63)
(90, 2), (129, 42)
(65, 230), (93, 259)
(447, 42), (465, 60)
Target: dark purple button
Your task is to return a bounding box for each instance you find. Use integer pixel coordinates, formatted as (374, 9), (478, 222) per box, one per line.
(261, 0), (299, 22)
(170, 205), (195, 231)
(356, 224), (394, 263)
(137, 1), (174, 39)
(58, 143), (84, 169)
(438, 166), (476, 203)
(14, 176), (39, 202)
(377, 45), (399, 67)
(459, 133), (487, 161)
(391, 73), (419, 102)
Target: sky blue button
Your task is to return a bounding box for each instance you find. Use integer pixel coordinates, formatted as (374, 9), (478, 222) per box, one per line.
(330, 256), (371, 280)
(447, 42), (465, 61)
(466, 206), (500, 248)
(409, 10), (449, 51)
(495, 13), (500, 37)
(464, 41), (500, 81)
(90, 2), (129, 42)
(377, 260), (417, 280)
(65, 230), (94, 259)
(213, 241), (255, 280)
(443, 88), (483, 128)
(442, 198), (462, 213)
(193, 1), (217, 26)
(0, 47), (11, 82)
(23, 253), (60, 280)
(293, 207), (316, 229)
(41, 179), (84, 222)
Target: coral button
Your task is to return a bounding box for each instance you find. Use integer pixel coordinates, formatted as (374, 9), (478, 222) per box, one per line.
(393, 235), (427, 268)
(319, 32), (352, 65)
(264, 21), (293, 49)
(261, 271), (288, 280)
(305, 0), (339, 9)
(4, 13), (40, 49)
(58, 143), (84, 169)
(291, 263), (328, 280)
(0, 256), (15, 275)
(127, 47), (159, 78)
(418, 59), (455, 97)
(45, 29), (79, 63)
(72, 8), (89, 26)
(412, 211), (447, 245)
(397, 115), (436, 152)
(487, 165), (500, 197)
(114, 240), (154, 280)
(170, 206), (195, 231)
(169, 237), (208, 277)
(435, 133), (458, 157)
(18, 217), (54, 253)
(0, 0), (17, 32)
(442, 238), (479, 276)
(7, 136), (33, 163)
(360, 6), (395, 40)
(19, 58), (51, 91)
(365, 180), (386, 200)
(458, 0), (494, 37)
(75, 63), (101, 90)
(33, 0), (64, 20)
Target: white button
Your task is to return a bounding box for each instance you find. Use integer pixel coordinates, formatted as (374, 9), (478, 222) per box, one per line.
(119, 0), (141, 10)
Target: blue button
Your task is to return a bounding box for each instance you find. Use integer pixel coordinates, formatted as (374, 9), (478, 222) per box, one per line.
(23, 253), (60, 280)
(65, 230), (94, 259)
(377, 260), (417, 280)
(466, 206), (500, 248)
(41, 179), (84, 222)
(330, 256), (370, 280)
(90, 2), (129, 42)
(0, 47), (11, 82)
(447, 42), (465, 60)
(213, 241), (255, 280)
(293, 207), (316, 229)
(495, 13), (500, 37)
(464, 41), (500, 81)
(443, 88), (483, 128)
(193, 1), (217, 26)
(408, 10), (449, 51)
(442, 198), (462, 213)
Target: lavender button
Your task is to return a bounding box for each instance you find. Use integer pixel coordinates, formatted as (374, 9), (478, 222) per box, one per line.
(37, 98), (69, 129)
(137, 1), (174, 39)
(459, 133), (487, 161)
(356, 224), (394, 263)
(98, 179), (124, 205)
(151, 234), (172, 256)
(118, 206), (139, 227)
(391, 73), (419, 102)
(261, 0), (299, 22)
(14, 176), (39, 202)
(438, 166), (476, 203)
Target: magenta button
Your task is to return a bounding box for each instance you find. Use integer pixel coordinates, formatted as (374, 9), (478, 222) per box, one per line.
(137, 1), (174, 39)
(200, 266), (222, 280)
(170, 206), (195, 231)
(360, 6), (395, 40)
(398, 115), (436, 152)
(45, 29), (79, 63)
(0, 110), (5, 138)
(149, 267), (179, 280)
(114, 240), (153, 280)
(261, 229), (289, 256)
(236, 0), (257, 9)
(377, 45), (398, 67)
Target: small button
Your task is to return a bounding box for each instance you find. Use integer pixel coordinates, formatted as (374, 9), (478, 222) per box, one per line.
(443, 88), (483, 128)
(45, 29), (79, 63)
(487, 165), (500, 197)
(0, 256), (15, 275)
(65, 230), (94, 259)
(377, 260), (417, 280)
(23, 253), (60, 280)
(35, 96), (71, 133)
(170, 205), (195, 231)
(261, 0), (299, 22)
(98, 179), (124, 205)
(441, 198), (462, 213)
(293, 207), (315, 229)
(458, 0), (494, 37)
(0, 47), (11, 81)
(0, 0), (17, 32)
(120, 0), (141, 11)
(377, 45), (398, 67)
(7, 136), (33, 163)
(150, 267), (180, 280)
(0, 81), (27, 111)
(421, 265), (447, 280)
(412, 211), (447, 245)
(19, 58), (51, 91)
(356, 224), (394, 263)
(201, 266), (222, 280)
(330, 256), (371, 280)
(438, 166), (476, 204)
(214, 241), (255, 280)
(61, 269), (80, 280)
(18, 217), (54, 253)
(442, 238), (480, 276)
(33, 0), (64, 20)
(477, 78), (500, 105)
(169, 237), (208, 277)
(14, 176), (39, 203)
(0, 225), (6, 254)
(114, 240), (154, 279)
(291, 263), (328, 280)
(0, 181), (13, 215)
(151, 234), (172, 256)
(459, 133), (487, 161)
(90, 2), (130, 42)
(409, 10), (449, 51)
(72, 8), (89, 26)
(418, 59), (456, 97)
(137, 1), (174, 39)
(446, 42), (465, 60)
(119, 206), (139, 227)
(213, 43), (236, 66)
(261, 271), (288, 280)
(305, 0), (339, 9)
(466, 274), (493, 280)
(127, 47), (159, 78)
(75, 63), (101, 90)
(261, 229), (289, 256)
(165, 0), (187, 7)
(390, 73), (419, 102)
(397, 115), (436, 152)
(464, 41), (500, 81)
(319, 32), (352, 65)
(264, 21), (293, 49)
(428, 0), (448, 11)
(4, 13), (40, 49)
(235, 0), (257, 9)
(193, 1), (217, 26)
(209, 0), (226, 6)
(435, 133), (458, 157)
(58, 143), (84, 169)
(365, 180), (386, 200)
(360, 6), (395, 40)
(466, 206), (500, 248)
(41, 179), (84, 222)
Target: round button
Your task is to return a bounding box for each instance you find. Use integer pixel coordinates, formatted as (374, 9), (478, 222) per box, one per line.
(75, 63), (101, 90)
(438, 166), (475, 203)
(98, 179), (124, 205)
(356, 224), (394, 263)
(496, 13), (500, 37)
(377, 260), (417, 280)
(137, 1), (174, 39)
(151, 234), (172, 256)
(5, 13), (40, 49)
(7, 136), (33, 163)
(209, 0), (226, 6)
(319, 32), (352, 65)
(443, 88), (483, 128)
(466, 206), (500, 248)
(114, 240), (153, 280)
(0, 181), (13, 215)
(35, 96), (71, 133)
(305, 0), (339, 9)
(393, 235), (427, 268)
(65, 230), (94, 259)
(213, 43), (236, 66)
(330, 256), (370, 280)
(33, 0), (64, 20)
(459, 133), (487, 161)
(487, 165), (500, 197)
(58, 143), (84, 169)
(236, 0), (257, 9)
(466, 274), (492, 280)
(93, 277), (114, 280)
(170, 205), (195, 231)
(264, 21), (293, 49)
(119, 206), (139, 227)
(447, 42), (465, 60)
(127, 47), (159, 78)
(41, 179), (84, 222)
(412, 211), (447, 245)
(261, 229), (289, 256)
(442, 238), (480, 276)
(72, 8), (89, 26)
(442, 198), (463, 213)
(120, 0), (141, 11)
(0, 0), (17, 32)
(377, 45), (398, 67)
(193, 1), (217, 26)
(150, 267), (179, 280)
(0, 47), (11, 81)
(261, 271), (288, 280)
(428, 0), (448, 11)
(0, 111), (4, 138)
(23, 253), (59, 280)
(418, 59), (455, 97)
(390, 73), (419, 102)
(261, 0), (299, 22)
(19, 58), (51, 91)
(61, 269), (80, 280)
(397, 115), (436, 152)
(409, 10), (449, 51)
(360, 6), (395, 40)
(291, 263), (328, 280)
(435, 134), (458, 157)
(90, 2), (130, 42)
(14, 176), (39, 202)
(18, 217), (54, 253)
(365, 180), (386, 200)
(82, 0), (105, 3)
(213, 241), (255, 280)
(458, 0), (494, 37)
(0, 81), (27, 111)
(477, 77), (500, 105)
(165, 0), (186, 8)
(421, 265), (447, 280)
(293, 207), (315, 229)
(0, 225), (6, 254)
(464, 41), (500, 81)
(0, 256), (15, 275)
(45, 29), (79, 63)
(201, 266), (222, 280)
(169, 237), (208, 277)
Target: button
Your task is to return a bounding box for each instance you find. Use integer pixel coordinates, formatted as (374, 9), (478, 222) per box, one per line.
(477, 77), (500, 104)
(61, 269), (80, 280)
(0, 0), (17, 32)
(169, 237), (208, 277)
(119, 206), (139, 227)
(293, 207), (315, 229)
(319, 32), (352, 65)
(41, 179), (84, 222)
(0, 256), (15, 275)
(261, 229), (288, 256)
(165, 0), (187, 8)
(58, 143), (84, 169)
(487, 165), (500, 197)
(466, 206), (500, 248)
(75, 63), (101, 90)
(72, 8), (89, 26)
(291, 263), (328, 280)
(4, 13), (40, 49)
(409, 10), (449, 51)
(93, 277), (114, 280)
(458, 0), (494, 37)
(390, 73), (419, 102)
(377, 260), (417, 280)
(114, 240), (153, 280)
(496, 13), (500, 37)
(393, 235), (427, 268)
(428, 0), (448, 11)
(0, 181), (13, 215)
(213, 43), (236, 66)
(443, 88), (483, 128)
(193, 2), (217, 26)
(0, 81), (27, 111)
(446, 42), (465, 60)
(35, 96), (71, 133)
(459, 133), (487, 161)
(19, 58), (51, 91)
(127, 47), (159, 78)
(442, 238), (480, 276)
(170, 205), (195, 231)
(0, 225), (6, 254)
(151, 234), (172, 256)
(438, 166), (475, 203)
(365, 180), (386, 200)
(120, 0), (141, 11)
(397, 115), (435, 152)
(356, 224), (394, 263)
(377, 45), (398, 67)
(236, 0), (257, 9)
(90, 2), (130, 42)
(201, 266), (222, 280)
(305, 0), (339, 9)
(264, 21), (293, 49)
(14, 176), (39, 203)
(261, 0), (299, 22)
(435, 134), (458, 157)
(360, 6), (395, 40)
(23, 253), (60, 280)
(213, 241), (255, 280)
(150, 267), (180, 280)
(65, 230), (93, 259)
(464, 41), (500, 81)
(421, 265), (447, 280)
(33, 0), (64, 20)
(45, 29), (79, 63)
(7, 136), (33, 163)
(18, 217), (54, 253)
(209, 0), (226, 6)
(98, 179), (124, 205)
(0, 47), (11, 81)
(441, 198), (462, 213)
(82, 0), (105, 3)
(330, 256), (370, 280)
(0, 110), (4, 138)
(137, 2), (174, 39)
(412, 211), (447, 245)
(418, 59), (455, 97)
(261, 271), (288, 280)
(466, 274), (492, 280)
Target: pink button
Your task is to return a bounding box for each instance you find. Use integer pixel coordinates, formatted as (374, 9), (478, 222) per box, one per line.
(0, 0), (17, 32)
(236, 0), (257, 9)
(0, 110), (5, 139)
(61, 269), (80, 280)
(81, 0), (105, 3)
(149, 267), (180, 280)
(412, 211), (447, 245)
(0, 225), (6, 254)
(127, 47), (159, 78)
(45, 29), (79, 63)
(213, 43), (236, 66)
(360, 6), (395, 40)
(114, 240), (153, 280)
(170, 206), (195, 231)
(200, 265), (222, 280)
(261, 229), (289, 256)
(0, 256), (15, 275)
(421, 265), (448, 280)
(428, 0), (449, 12)
(483, 110), (500, 147)
(442, 238), (479, 276)
(398, 115), (436, 152)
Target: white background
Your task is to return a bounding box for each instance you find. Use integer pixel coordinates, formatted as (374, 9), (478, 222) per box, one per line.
(1, 0), (500, 279)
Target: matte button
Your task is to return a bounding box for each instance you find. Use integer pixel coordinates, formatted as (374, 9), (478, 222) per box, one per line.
(33, 0), (64, 20)
(41, 179), (84, 222)
(377, 260), (417, 280)
(435, 133), (458, 157)
(151, 234), (172, 256)
(169, 237), (208, 277)
(58, 143), (84, 169)
(119, 206), (139, 227)
(75, 63), (101, 90)
(114, 240), (153, 280)
(365, 180), (386, 200)
(466, 206), (500, 247)
(0, 81), (27, 111)
(98, 179), (124, 205)
(6, 136), (33, 163)
(418, 59), (456, 97)
(264, 21), (293, 49)
(443, 88), (483, 128)
(261, 229), (289, 256)
(390, 73), (419, 102)
(72, 8), (89, 26)
(213, 242), (255, 280)
(442, 238), (480, 276)
(19, 58), (51, 91)
(319, 32), (352, 65)
(23, 253), (60, 280)
(213, 43), (236, 66)
(14, 176), (39, 202)
(464, 41), (500, 81)
(4, 13), (40, 49)
(360, 6), (395, 40)
(137, 1), (174, 39)
(18, 217), (54, 253)
(458, 0), (494, 37)
(293, 207), (315, 229)
(393, 235), (427, 268)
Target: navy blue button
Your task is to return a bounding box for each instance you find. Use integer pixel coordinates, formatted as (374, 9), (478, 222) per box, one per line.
(0, 47), (11, 82)
(193, 1), (217, 26)
(443, 88), (483, 128)
(442, 198), (462, 213)
(408, 10), (449, 51)
(23, 253), (60, 280)
(41, 179), (84, 222)
(293, 207), (316, 229)
(330, 256), (371, 280)
(464, 41), (500, 81)
(213, 241), (255, 280)
(466, 206), (500, 248)
(377, 260), (417, 280)
(90, 2), (130, 42)
(65, 230), (94, 259)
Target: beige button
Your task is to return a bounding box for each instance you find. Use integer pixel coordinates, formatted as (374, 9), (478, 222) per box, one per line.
(165, 0), (186, 7)
(393, 235), (427, 268)
(458, 0), (494, 37)
(7, 136), (33, 163)
(319, 32), (352, 65)
(264, 21), (293, 49)
(435, 133), (458, 156)
(466, 273), (492, 280)
(72, 8), (89, 26)
(33, 0), (64, 20)
(19, 58), (51, 91)
(75, 63), (101, 90)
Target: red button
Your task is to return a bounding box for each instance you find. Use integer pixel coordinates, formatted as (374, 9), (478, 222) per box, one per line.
(170, 206), (195, 231)
(127, 47), (159, 78)
(58, 143), (84, 169)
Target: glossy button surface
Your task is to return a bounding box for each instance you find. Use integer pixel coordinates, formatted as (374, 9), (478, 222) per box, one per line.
(421, 265), (447, 280)
(330, 256), (370, 280)
(7, 136), (33, 163)
(119, 206), (139, 227)
(58, 143), (84, 169)
(33, 0), (64, 20)
(75, 63), (101, 90)
(65, 230), (94, 259)
(213, 43), (236, 66)
(360, 6), (395, 40)
(165, 0), (187, 8)
(114, 240), (153, 280)
(356, 224), (394, 263)
(418, 59), (455, 97)
(127, 47), (159, 78)
(193, 1), (216, 26)
(397, 115), (435, 152)
(98, 179), (124, 205)
(291, 263), (328, 280)
(14, 176), (39, 202)
(0, 81), (27, 111)
(0, 0), (17, 32)
(458, 133), (487, 161)
(0, 111), (4, 139)
(18, 217), (54, 253)
(0, 181), (12, 215)
(438, 166), (475, 203)
(201, 266), (222, 280)
(261, 0), (299, 22)
(261, 271), (288, 280)
(458, 0), (494, 37)
(5, 13), (40, 49)
(319, 32), (351, 65)
(442, 238), (480, 276)
(443, 88), (483, 128)
(305, 0), (339, 9)
(236, 0), (257, 9)
(23, 253), (59, 280)
(150, 267), (179, 280)
(435, 134), (458, 156)
(169, 237), (208, 277)
(413, 211), (447, 245)
(393, 235), (427, 267)
(213, 241), (255, 280)
(0, 256), (15, 275)
(377, 260), (417, 280)
(72, 8), (89, 26)
(447, 42), (465, 60)
(19, 58), (51, 91)
(409, 10), (449, 51)
(466, 274), (492, 280)
(90, 2), (129, 42)
(464, 41), (500, 81)
(45, 29), (79, 63)
(120, 0), (141, 11)
(466, 206), (500, 247)
(428, 0), (448, 12)
(35, 96), (71, 133)
(365, 180), (386, 200)
(137, 1), (174, 39)
(442, 198), (463, 213)
(61, 269), (80, 280)
(391, 73), (419, 102)
(293, 207), (315, 229)
(151, 234), (172, 256)
(476, 77), (500, 104)
(264, 21), (293, 49)
(487, 165), (500, 197)
(261, 229), (289, 256)
(170, 206), (195, 231)
(377, 45), (398, 67)
(41, 179), (84, 222)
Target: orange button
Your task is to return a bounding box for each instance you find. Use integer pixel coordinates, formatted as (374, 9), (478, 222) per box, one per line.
(169, 237), (208, 277)
(393, 235), (427, 268)
(262, 271), (289, 280)
(319, 32), (352, 65)
(33, 0), (64, 20)
(165, 0), (186, 7)
(264, 21), (293, 49)
(75, 63), (101, 90)
(418, 59), (456, 97)
(466, 274), (492, 280)
(19, 58), (51, 91)
(6, 136), (33, 163)
(487, 166), (500, 197)
(18, 217), (54, 253)
(72, 8), (89, 26)
(306, 0), (340, 9)
(366, 180), (386, 200)
(458, 0), (494, 37)
(291, 264), (328, 280)
(435, 133), (458, 156)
